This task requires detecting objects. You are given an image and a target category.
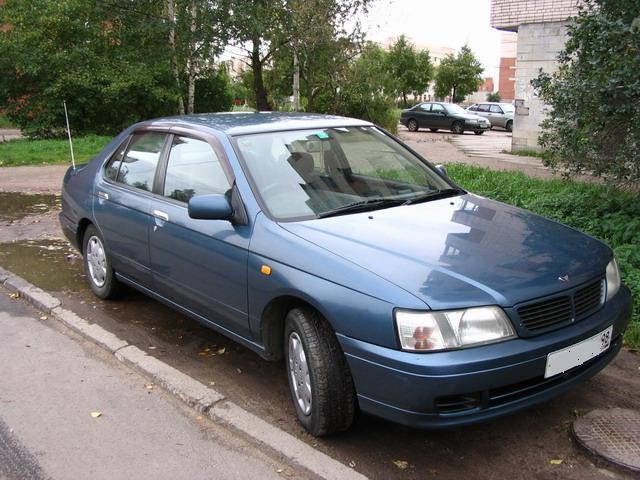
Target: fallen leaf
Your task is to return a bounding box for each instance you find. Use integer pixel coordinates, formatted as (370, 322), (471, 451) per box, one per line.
(276, 468), (284, 473)
(393, 460), (409, 470)
(145, 384), (154, 390)
(217, 347), (226, 355)
(348, 461), (356, 468)
(550, 459), (563, 465)
(236, 368), (242, 374)
(40, 316), (48, 320)
(148, 346), (156, 350)
(90, 411), (102, 418)
(9, 292), (20, 299)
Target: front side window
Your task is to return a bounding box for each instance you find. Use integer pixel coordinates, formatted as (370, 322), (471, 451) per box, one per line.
(115, 132), (166, 191)
(476, 104), (490, 112)
(236, 127), (454, 220)
(163, 136), (230, 203)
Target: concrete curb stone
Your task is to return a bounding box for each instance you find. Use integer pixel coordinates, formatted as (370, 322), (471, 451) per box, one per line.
(210, 401), (367, 480)
(115, 345), (224, 412)
(51, 306), (128, 353)
(1, 269), (369, 479)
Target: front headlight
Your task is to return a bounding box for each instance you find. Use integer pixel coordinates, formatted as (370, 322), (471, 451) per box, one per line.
(606, 258), (621, 300)
(395, 306), (516, 352)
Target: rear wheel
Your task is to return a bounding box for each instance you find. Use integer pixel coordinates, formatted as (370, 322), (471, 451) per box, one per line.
(429, 128), (438, 132)
(451, 121), (464, 135)
(83, 225), (123, 299)
(407, 119), (418, 132)
(506, 120), (513, 132)
(284, 307), (355, 436)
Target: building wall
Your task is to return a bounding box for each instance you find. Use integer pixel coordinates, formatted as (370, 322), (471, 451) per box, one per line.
(491, 0), (581, 30)
(498, 57), (516, 100)
(512, 21), (569, 151)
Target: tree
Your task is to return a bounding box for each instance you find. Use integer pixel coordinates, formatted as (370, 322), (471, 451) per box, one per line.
(487, 92), (501, 102)
(165, 0), (231, 114)
(434, 45), (483, 103)
(532, 0), (640, 185)
(0, 0), (176, 137)
(385, 35), (433, 107)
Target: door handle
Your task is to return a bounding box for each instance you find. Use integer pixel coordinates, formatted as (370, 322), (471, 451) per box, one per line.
(97, 191), (109, 200)
(152, 210), (169, 222)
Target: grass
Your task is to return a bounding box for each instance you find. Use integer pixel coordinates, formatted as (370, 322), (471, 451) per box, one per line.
(503, 148), (553, 161)
(0, 115), (17, 129)
(446, 163), (640, 350)
(0, 135), (112, 167)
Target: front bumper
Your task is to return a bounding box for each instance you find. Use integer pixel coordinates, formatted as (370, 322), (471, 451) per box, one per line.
(339, 286), (632, 428)
(466, 121), (490, 131)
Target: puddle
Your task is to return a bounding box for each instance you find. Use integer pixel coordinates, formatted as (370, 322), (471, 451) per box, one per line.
(0, 192), (61, 223)
(0, 239), (87, 291)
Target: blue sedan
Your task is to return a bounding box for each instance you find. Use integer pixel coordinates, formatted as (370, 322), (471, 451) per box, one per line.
(60, 113), (632, 436)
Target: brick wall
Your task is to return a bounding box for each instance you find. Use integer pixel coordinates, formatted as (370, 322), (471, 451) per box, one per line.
(490, 0), (580, 30)
(498, 57), (516, 101)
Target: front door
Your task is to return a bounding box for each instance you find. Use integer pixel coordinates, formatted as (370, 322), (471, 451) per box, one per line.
(93, 131), (168, 286)
(149, 135), (251, 337)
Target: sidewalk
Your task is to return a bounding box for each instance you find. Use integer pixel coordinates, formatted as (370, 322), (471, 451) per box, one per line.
(0, 286), (294, 480)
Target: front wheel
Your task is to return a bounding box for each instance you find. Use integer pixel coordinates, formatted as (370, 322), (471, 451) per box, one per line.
(506, 120), (513, 132)
(83, 225), (123, 299)
(451, 121), (464, 134)
(474, 130), (485, 135)
(284, 307), (355, 436)
(406, 119), (419, 132)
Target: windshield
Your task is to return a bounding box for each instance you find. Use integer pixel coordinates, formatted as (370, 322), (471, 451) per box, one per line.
(444, 104), (467, 115)
(235, 126), (455, 220)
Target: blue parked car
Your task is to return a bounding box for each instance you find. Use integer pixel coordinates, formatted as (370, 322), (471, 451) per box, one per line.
(60, 113), (632, 436)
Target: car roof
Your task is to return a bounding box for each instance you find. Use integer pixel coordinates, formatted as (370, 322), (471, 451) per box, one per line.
(139, 112), (373, 136)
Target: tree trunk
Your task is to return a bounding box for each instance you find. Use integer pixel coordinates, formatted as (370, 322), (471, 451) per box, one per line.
(402, 92), (407, 107)
(252, 37), (271, 111)
(186, 1), (197, 114)
(293, 50), (300, 111)
(166, 0), (185, 115)
(451, 85), (457, 103)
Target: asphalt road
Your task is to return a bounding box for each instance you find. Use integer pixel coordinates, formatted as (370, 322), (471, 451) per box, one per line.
(0, 286), (301, 480)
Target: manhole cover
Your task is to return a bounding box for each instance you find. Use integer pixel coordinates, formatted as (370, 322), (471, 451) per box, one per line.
(573, 408), (640, 472)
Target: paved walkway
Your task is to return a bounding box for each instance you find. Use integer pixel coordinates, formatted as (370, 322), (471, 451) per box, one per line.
(0, 129), (23, 142)
(0, 287), (293, 480)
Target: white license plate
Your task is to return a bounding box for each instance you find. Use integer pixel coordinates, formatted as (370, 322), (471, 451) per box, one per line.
(544, 326), (613, 379)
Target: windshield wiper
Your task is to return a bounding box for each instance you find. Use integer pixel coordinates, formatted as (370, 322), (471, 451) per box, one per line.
(317, 197), (406, 218)
(402, 188), (464, 205)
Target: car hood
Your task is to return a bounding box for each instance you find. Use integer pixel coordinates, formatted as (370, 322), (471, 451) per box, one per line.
(280, 194), (610, 309)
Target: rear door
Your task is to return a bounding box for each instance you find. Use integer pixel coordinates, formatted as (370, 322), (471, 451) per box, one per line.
(149, 133), (251, 337)
(93, 130), (169, 286)
(429, 103), (449, 129)
(489, 104), (506, 127)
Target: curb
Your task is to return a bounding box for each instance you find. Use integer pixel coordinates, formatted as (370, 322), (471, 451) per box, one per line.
(0, 266), (366, 480)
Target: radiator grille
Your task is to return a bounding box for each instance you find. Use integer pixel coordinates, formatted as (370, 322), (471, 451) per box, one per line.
(517, 278), (604, 334)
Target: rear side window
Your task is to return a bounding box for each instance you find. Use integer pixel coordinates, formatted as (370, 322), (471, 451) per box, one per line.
(431, 104), (445, 113)
(116, 132), (166, 191)
(490, 105), (503, 113)
(163, 136), (230, 203)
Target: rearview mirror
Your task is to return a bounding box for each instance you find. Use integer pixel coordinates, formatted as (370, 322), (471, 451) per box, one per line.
(188, 194), (233, 220)
(435, 164), (448, 178)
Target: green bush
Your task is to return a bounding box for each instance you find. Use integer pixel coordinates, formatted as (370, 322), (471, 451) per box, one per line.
(446, 163), (640, 349)
(532, 0), (640, 184)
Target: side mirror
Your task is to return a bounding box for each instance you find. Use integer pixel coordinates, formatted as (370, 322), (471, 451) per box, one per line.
(435, 164), (448, 178)
(188, 194), (233, 220)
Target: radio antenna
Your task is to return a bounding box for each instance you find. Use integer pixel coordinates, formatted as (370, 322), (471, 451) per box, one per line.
(63, 100), (76, 170)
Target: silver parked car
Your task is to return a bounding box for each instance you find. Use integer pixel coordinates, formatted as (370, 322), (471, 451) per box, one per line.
(466, 102), (514, 132)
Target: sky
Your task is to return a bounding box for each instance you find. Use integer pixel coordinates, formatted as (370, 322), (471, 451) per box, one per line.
(361, 0), (502, 80)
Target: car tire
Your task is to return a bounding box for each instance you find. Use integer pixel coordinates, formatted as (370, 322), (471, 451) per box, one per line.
(284, 307), (355, 436)
(451, 121), (464, 134)
(474, 130), (484, 135)
(83, 225), (123, 300)
(506, 120), (513, 132)
(429, 128), (438, 132)
(407, 119), (419, 132)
